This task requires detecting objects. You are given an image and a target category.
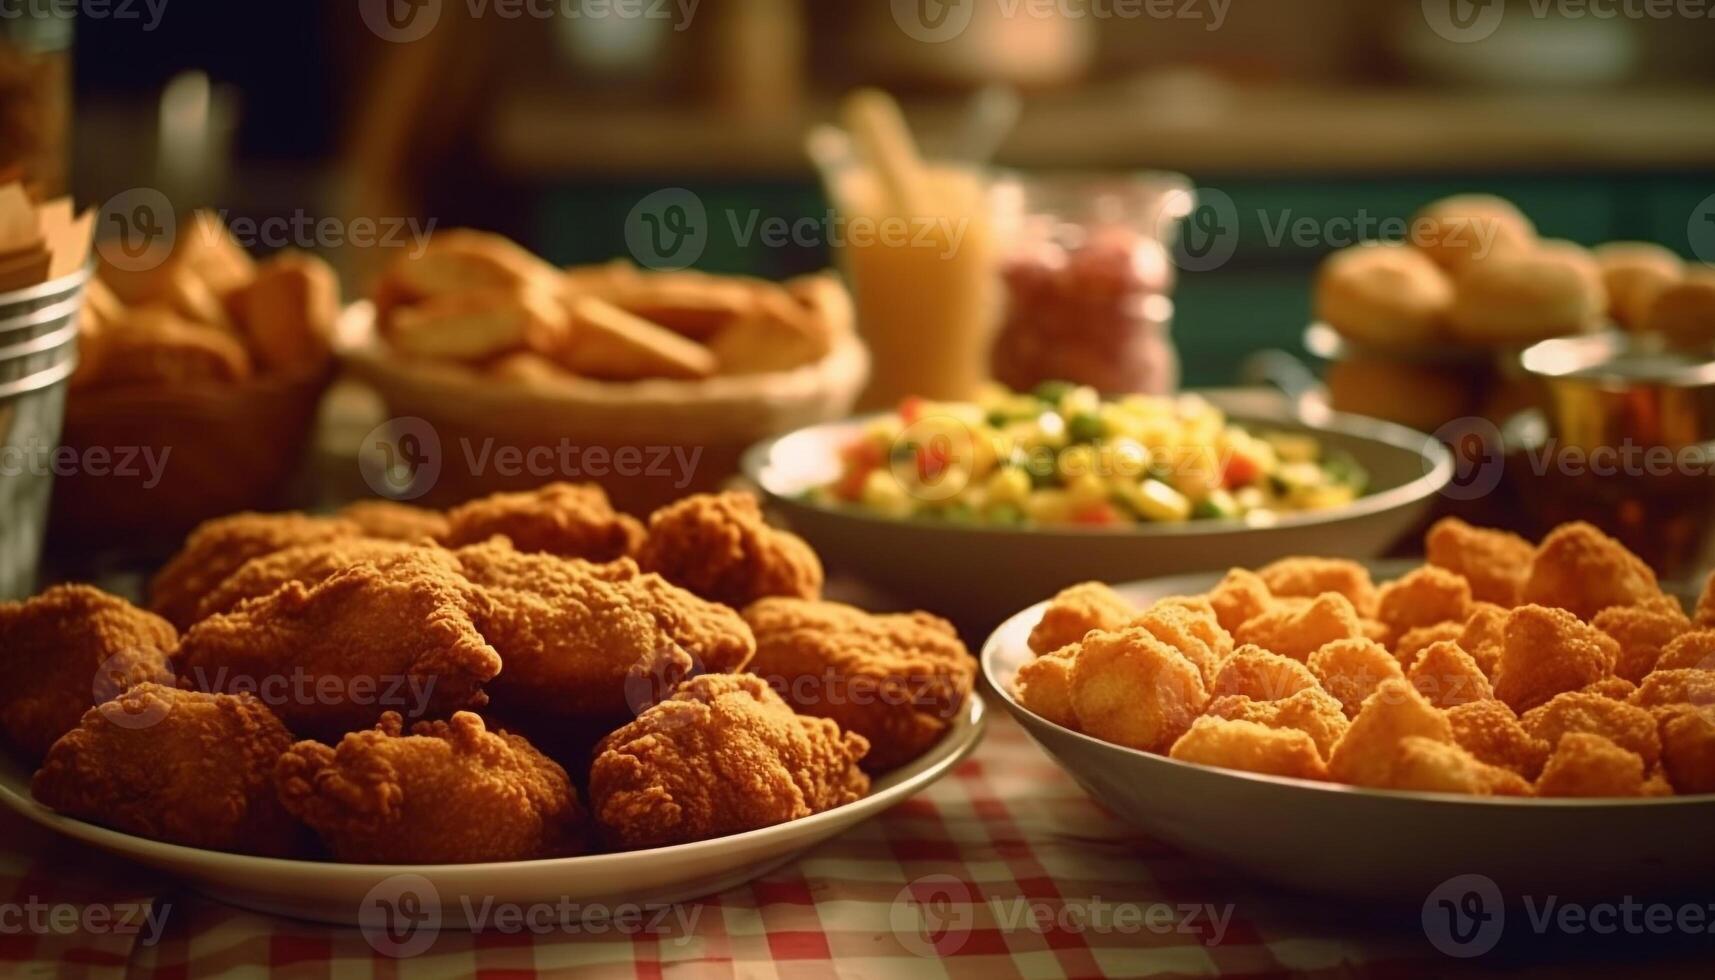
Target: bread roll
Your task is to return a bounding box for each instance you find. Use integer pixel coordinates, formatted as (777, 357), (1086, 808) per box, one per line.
(1642, 269), (1715, 348)
(1593, 241), (1682, 330)
(1412, 195), (1536, 273)
(1448, 249), (1606, 345)
(1315, 242), (1453, 349)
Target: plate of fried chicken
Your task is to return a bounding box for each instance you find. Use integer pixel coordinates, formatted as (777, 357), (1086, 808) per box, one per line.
(0, 484), (984, 927)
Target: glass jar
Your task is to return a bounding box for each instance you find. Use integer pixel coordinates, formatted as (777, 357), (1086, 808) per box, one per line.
(0, 11), (70, 199)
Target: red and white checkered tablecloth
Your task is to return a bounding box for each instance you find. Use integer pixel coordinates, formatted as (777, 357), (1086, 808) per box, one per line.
(2, 701), (1708, 979)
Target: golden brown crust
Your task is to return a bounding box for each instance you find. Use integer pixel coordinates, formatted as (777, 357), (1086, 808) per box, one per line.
(1523, 522), (1661, 621)
(1493, 605), (1619, 714)
(636, 492), (823, 609)
(442, 482), (645, 562)
(1234, 593), (1363, 662)
(337, 500), (451, 542)
(1256, 558), (1378, 617)
(1026, 581), (1137, 656)
(1447, 699), (1549, 780)
(191, 538), (448, 621)
(1425, 517), (1532, 607)
(149, 512), (362, 629)
(1593, 602), (1691, 683)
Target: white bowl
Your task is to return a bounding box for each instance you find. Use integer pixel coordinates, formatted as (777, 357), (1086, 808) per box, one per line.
(0, 695), (984, 930)
(982, 565), (1715, 903)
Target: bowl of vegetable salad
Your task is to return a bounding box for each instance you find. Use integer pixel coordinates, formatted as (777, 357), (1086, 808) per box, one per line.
(743, 385), (1451, 628)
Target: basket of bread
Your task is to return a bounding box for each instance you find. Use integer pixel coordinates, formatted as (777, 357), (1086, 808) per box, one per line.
(341, 230), (869, 511)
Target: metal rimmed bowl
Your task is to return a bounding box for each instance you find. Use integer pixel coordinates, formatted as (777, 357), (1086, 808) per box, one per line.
(1520, 330), (1715, 450)
(743, 390), (1452, 628)
(982, 562), (1715, 903)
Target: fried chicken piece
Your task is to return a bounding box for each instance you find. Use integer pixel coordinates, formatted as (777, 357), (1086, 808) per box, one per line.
(442, 482), (644, 561)
(1309, 638), (1404, 718)
(192, 538), (454, 621)
(1069, 628), (1208, 752)
(1523, 521), (1661, 621)
(1654, 630), (1715, 673)
(1522, 691), (1661, 769)
(1594, 602), (1691, 683)
(337, 499), (451, 541)
(31, 684), (299, 855)
(743, 598), (973, 771)
(1205, 569), (1272, 634)
(1698, 572), (1715, 627)
(1447, 699), (1550, 780)
(1627, 669), (1715, 709)
(1028, 581), (1136, 655)
(275, 711), (582, 863)
(149, 512), (361, 629)
(1204, 688), (1348, 761)
(1233, 593), (1364, 663)
(1536, 732), (1660, 798)
(1406, 640), (1494, 708)
(1374, 566), (1472, 647)
(0, 586), (176, 762)
(175, 553), (500, 739)
(1458, 603), (1508, 679)
(636, 492), (823, 609)
(1656, 705), (1715, 794)
(453, 542), (754, 718)
(1013, 646), (1079, 730)
(589, 674), (870, 850)
(1580, 676), (1638, 701)
(1327, 679), (1454, 788)
(1257, 557), (1378, 616)
(1168, 717), (1328, 781)
(1493, 605), (1619, 714)
(1128, 599), (1231, 686)
(1394, 621), (1465, 671)
(1209, 646), (1321, 702)
(1425, 518), (1532, 606)
(1385, 736), (1532, 796)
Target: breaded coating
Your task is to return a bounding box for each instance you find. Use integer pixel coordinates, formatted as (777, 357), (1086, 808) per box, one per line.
(1523, 691), (1661, 768)
(337, 499), (451, 541)
(1375, 566), (1472, 646)
(1698, 572), (1715, 627)
(1385, 737), (1532, 796)
(1309, 638), (1404, 718)
(1169, 717), (1327, 781)
(1204, 688), (1348, 761)
(1458, 603), (1508, 679)
(1210, 646), (1321, 702)
(589, 674), (870, 850)
(275, 711), (582, 863)
(192, 538), (451, 621)
(1656, 706), (1715, 794)
(1013, 646), (1079, 730)
(1627, 669), (1715, 709)
(636, 492), (823, 609)
(1536, 732), (1659, 798)
(1129, 599), (1231, 685)
(1493, 605), (1619, 714)
(149, 512), (361, 628)
(1523, 521), (1661, 620)
(1579, 677), (1638, 701)
(175, 553), (501, 739)
(1205, 569), (1272, 634)
(1069, 628), (1208, 752)
(453, 543), (754, 717)
(1654, 630), (1715, 673)
(1327, 679), (1453, 788)
(1425, 518), (1532, 606)
(1447, 700), (1549, 780)
(1406, 640), (1494, 708)
(443, 482), (645, 561)
(743, 598), (974, 771)
(1257, 557), (1378, 616)
(31, 684), (298, 855)
(0, 586), (176, 762)
(1594, 602), (1691, 683)
(1394, 621), (1465, 671)
(1028, 581), (1136, 655)
(1233, 593), (1363, 662)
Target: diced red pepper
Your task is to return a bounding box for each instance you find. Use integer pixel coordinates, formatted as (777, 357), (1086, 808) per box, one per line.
(916, 439), (951, 482)
(833, 464), (872, 502)
(840, 439), (885, 470)
(1222, 453), (1261, 488)
(899, 396), (926, 426)
(1072, 502), (1120, 526)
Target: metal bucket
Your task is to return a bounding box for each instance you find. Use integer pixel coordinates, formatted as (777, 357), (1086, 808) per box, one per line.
(0, 271), (86, 599)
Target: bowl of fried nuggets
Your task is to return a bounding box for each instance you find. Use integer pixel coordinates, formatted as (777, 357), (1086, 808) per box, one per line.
(340, 229), (869, 511)
(0, 484), (983, 925)
(984, 518), (1715, 901)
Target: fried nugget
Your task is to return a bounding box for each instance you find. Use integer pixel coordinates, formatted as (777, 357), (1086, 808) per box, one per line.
(1069, 628), (1208, 752)
(1013, 646), (1080, 730)
(191, 538), (447, 621)
(589, 674), (870, 850)
(1309, 638), (1404, 718)
(1128, 599), (1232, 685)
(1257, 558), (1378, 616)
(442, 482), (645, 561)
(1698, 572), (1715, 627)
(1406, 640), (1494, 708)
(1627, 669), (1715, 709)
(1028, 581), (1136, 655)
(1394, 621), (1466, 671)
(1523, 521), (1661, 620)
(1425, 518), (1532, 606)
(1385, 736), (1532, 796)
(1522, 691), (1661, 769)
(1168, 717), (1328, 781)
(636, 492), (823, 609)
(743, 598), (974, 771)
(1233, 593), (1364, 663)
(1205, 569), (1272, 634)
(1536, 732), (1659, 798)
(1458, 603), (1508, 679)
(1204, 687), (1348, 760)
(275, 711), (582, 863)
(1447, 699), (1550, 780)
(1653, 630), (1715, 673)
(0, 586), (176, 762)
(337, 500), (451, 542)
(1327, 679), (1454, 788)
(1656, 705), (1715, 794)
(453, 543), (754, 718)
(1375, 566), (1472, 647)
(1580, 676), (1639, 701)
(175, 553), (501, 739)
(31, 684), (299, 855)
(1493, 605), (1619, 714)
(149, 512), (361, 629)
(1210, 646), (1321, 702)
(1594, 602), (1691, 683)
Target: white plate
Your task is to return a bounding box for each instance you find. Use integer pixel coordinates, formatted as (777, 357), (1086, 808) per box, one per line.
(982, 566), (1715, 903)
(0, 696), (985, 929)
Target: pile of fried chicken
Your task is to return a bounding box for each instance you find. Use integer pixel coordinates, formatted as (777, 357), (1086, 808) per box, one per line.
(0, 485), (976, 860)
(1016, 519), (1715, 797)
